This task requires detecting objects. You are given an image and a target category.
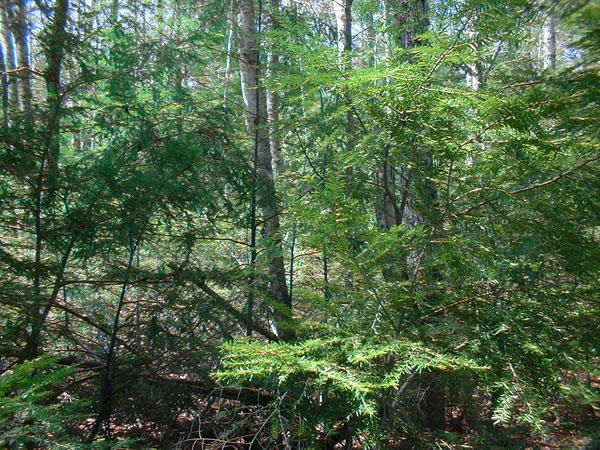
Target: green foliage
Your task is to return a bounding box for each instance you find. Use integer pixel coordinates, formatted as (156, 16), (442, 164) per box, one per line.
(0, 357), (81, 448)
(0, 357), (136, 449)
(0, 0), (598, 447)
(216, 337), (486, 445)
(212, 0), (600, 445)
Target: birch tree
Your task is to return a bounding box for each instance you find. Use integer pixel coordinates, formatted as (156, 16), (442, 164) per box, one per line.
(266, 0), (282, 175)
(541, 11), (556, 70)
(0, 0), (17, 109)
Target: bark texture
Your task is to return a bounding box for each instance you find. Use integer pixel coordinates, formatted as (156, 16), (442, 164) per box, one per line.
(333, 0), (354, 190)
(542, 13), (556, 70)
(266, 0), (282, 175)
(24, 0), (70, 360)
(238, 0), (292, 339)
(44, 0), (69, 191)
(0, 41), (7, 121)
(333, 0), (352, 55)
(0, 0), (17, 108)
(382, 0), (445, 429)
(378, 0), (434, 263)
(465, 24), (480, 90)
(388, 0), (427, 50)
(12, 0), (31, 115)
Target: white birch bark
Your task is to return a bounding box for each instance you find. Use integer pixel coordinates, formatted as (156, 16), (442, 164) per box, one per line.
(333, 0), (354, 189)
(223, 2), (235, 107)
(266, 0), (282, 175)
(541, 13), (556, 71)
(465, 25), (480, 90)
(0, 0), (17, 108)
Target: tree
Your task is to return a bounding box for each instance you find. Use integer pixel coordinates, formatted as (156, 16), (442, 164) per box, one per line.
(541, 11), (556, 70)
(0, 0), (17, 110)
(238, 0), (292, 339)
(0, 0), (598, 448)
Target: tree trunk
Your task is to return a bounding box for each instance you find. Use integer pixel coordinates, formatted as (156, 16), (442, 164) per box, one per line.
(24, 239), (74, 359)
(0, 42), (7, 123)
(90, 232), (141, 439)
(0, 0), (18, 109)
(12, 0), (31, 115)
(266, 0), (282, 175)
(238, 0), (292, 340)
(333, 0), (356, 291)
(44, 0), (69, 194)
(388, 0), (427, 50)
(541, 12), (556, 71)
(333, 0), (353, 159)
(376, 0), (429, 236)
(376, 155), (401, 233)
(376, 0), (431, 279)
(384, 0), (445, 430)
(333, 0), (352, 56)
(24, 0), (70, 360)
(372, 7), (400, 234)
(465, 23), (480, 90)
(387, 0), (434, 229)
(333, 0), (353, 170)
(223, 1), (235, 108)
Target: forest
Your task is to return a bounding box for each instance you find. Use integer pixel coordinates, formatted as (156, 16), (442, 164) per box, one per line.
(0, 0), (599, 447)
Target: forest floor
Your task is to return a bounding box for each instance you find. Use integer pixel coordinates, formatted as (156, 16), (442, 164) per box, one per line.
(92, 399), (599, 449)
